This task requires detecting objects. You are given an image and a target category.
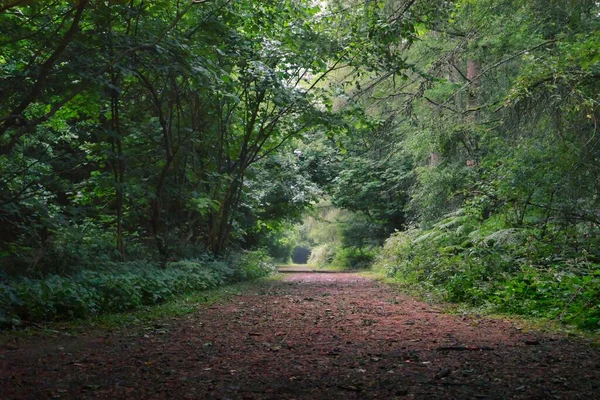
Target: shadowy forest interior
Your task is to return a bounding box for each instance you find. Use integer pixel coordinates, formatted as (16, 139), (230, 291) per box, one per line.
(1, 0), (600, 331)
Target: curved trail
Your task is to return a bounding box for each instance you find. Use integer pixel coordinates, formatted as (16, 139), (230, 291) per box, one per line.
(2, 272), (599, 399)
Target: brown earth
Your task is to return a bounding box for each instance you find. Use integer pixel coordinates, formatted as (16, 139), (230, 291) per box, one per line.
(1, 272), (600, 399)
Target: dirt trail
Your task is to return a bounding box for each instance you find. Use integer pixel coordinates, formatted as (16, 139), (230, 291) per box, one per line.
(2, 272), (600, 399)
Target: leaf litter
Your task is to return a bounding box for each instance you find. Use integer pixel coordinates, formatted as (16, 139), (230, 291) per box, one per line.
(2, 272), (600, 399)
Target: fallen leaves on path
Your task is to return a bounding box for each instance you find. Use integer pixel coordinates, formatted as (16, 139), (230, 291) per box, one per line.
(2, 272), (600, 399)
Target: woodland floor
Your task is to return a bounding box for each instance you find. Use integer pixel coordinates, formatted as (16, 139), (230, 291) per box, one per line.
(2, 272), (600, 399)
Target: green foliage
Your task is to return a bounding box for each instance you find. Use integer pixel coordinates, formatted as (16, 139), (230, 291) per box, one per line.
(318, 0), (599, 331)
(375, 211), (600, 330)
(297, 203), (380, 269)
(0, 0), (371, 268)
(2, 0), (599, 332)
(333, 246), (379, 269)
(0, 251), (273, 326)
(260, 228), (297, 263)
(228, 249), (276, 281)
(409, 164), (473, 227)
(308, 243), (338, 267)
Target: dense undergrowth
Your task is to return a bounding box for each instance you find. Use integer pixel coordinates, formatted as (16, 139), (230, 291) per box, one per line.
(0, 250), (274, 328)
(308, 243), (379, 270)
(374, 211), (600, 331)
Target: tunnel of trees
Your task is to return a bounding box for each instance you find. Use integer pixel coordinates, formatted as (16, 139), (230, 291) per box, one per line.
(0, 0), (599, 329)
(291, 247), (311, 265)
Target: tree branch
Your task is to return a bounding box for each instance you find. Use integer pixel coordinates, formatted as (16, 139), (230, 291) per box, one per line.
(0, 0), (27, 13)
(0, 0), (88, 136)
(443, 39), (558, 106)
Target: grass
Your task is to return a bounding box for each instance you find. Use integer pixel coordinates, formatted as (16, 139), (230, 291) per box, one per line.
(276, 263), (314, 269)
(0, 274), (283, 342)
(277, 263), (362, 272)
(316, 264), (358, 272)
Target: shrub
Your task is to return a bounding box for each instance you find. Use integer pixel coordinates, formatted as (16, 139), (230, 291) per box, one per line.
(228, 249), (276, 281)
(374, 214), (600, 330)
(308, 243), (338, 267)
(0, 251), (275, 327)
(333, 246), (378, 269)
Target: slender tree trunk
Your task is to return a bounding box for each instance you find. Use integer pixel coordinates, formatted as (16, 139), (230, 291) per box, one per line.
(151, 156), (174, 265)
(465, 58), (481, 166)
(108, 4), (125, 260)
(466, 59), (481, 112)
(209, 176), (239, 255)
(111, 92), (125, 260)
(135, 71), (175, 264)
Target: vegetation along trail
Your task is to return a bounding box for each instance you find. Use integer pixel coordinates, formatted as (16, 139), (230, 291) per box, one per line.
(2, 1), (600, 398)
(2, 272), (599, 399)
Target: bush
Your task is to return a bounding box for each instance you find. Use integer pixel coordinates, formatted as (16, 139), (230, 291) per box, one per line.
(374, 213), (600, 330)
(228, 249), (276, 281)
(308, 243), (338, 267)
(333, 246), (378, 269)
(0, 251), (275, 327)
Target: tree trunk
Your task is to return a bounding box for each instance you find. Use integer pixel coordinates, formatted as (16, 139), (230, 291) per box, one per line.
(466, 59), (481, 111)
(111, 92), (125, 261)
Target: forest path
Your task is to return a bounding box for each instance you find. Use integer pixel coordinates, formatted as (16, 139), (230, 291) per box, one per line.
(2, 272), (600, 399)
